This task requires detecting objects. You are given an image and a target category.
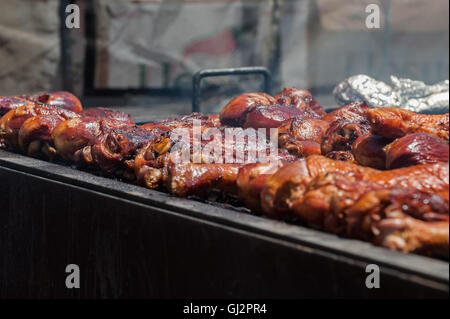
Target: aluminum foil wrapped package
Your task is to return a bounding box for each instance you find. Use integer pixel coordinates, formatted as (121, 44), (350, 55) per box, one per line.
(333, 74), (449, 114)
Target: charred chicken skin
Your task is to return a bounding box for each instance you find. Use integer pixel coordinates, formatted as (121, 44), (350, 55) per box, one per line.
(163, 156), (243, 197)
(19, 114), (69, 159)
(89, 126), (166, 180)
(18, 107), (133, 161)
(219, 93), (276, 127)
(290, 172), (449, 258)
(236, 160), (297, 213)
(278, 117), (329, 157)
(141, 113), (221, 131)
(0, 103), (80, 150)
(135, 148), (243, 196)
(155, 150), (297, 198)
(274, 88), (326, 117)
(325, 150), (357, 163)
(0, 96), (35, 117)
(352, 132), (449, 170)
(79, 107), (134, 124)
(367, 107), (449, 140)
(261, 155), (449, 220)
(134, 121), (297, 194)
(384, 133), (449, 169)
(135, 114), (232, 188)
(52, 117), (129, 165)
(243, 104), (320, 131)
(219, 88), (325, 129)
(30, 91), (83, 113)
(352, 135), (392, 169)
(69, 113), (219, 181)
(52, 108), (135, 165)
(321, 102), (371, 156)
(0, 91), (82, 116)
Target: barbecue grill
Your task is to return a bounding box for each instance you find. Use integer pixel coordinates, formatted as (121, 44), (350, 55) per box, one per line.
(1, 67), (448, 299)
(0, 149), (448, 298)
(1, 0), (449, 302)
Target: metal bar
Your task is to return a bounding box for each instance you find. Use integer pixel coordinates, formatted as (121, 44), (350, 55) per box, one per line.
(268, 0), (282, 91)
(59, 0), (71, 91)
(383, 0), (391, 77)
(83, 0), (97, 96)
(192, 67), (272, 113)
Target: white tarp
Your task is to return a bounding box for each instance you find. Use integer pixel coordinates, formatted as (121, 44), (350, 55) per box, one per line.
(0, 0), (61, 95)
(95, 0), (276, 89)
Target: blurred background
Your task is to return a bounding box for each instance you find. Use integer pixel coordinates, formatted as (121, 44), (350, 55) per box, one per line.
(0, 0), (448, 121)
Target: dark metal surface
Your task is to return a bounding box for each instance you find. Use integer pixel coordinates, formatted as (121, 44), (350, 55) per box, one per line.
(192, 67), (272, 113)
(0, 150), (448, 298)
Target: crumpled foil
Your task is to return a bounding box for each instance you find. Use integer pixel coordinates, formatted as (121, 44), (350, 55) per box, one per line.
(333, 74), (449, 114)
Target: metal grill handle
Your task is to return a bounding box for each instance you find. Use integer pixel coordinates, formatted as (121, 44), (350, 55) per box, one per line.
(192, 67), (272, 113)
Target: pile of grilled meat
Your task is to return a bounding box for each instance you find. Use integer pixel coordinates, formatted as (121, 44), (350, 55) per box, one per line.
(1, 89), (449, 259)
